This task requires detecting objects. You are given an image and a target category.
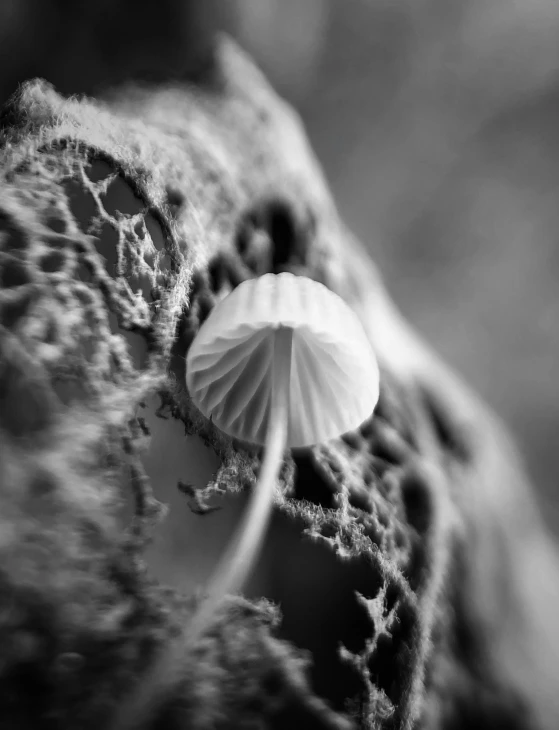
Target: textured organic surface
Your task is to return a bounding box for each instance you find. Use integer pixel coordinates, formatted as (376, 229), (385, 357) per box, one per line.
(0, 34), (557, 730)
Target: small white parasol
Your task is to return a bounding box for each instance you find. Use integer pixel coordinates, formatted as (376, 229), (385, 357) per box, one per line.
(187, 272), (379, 447)
(185, 272), (380, 642)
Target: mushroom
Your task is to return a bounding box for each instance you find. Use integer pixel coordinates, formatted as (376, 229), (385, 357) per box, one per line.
(185, 271), (380, 641)
(111, 272), (380, 730)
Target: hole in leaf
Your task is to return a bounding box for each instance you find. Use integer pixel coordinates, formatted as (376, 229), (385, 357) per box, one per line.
(0, 289), (35, 329)
(240, 197), (313, 272)
(394, 528), (408, 552)
(190, 270), (206, 299)
(367, 598), (415, 705)
(248, 513), (381, 711)
(401, 468), (432, 536)
(197, 293), (214, 325)
(86, 160), (114, 183)
(138, 395), (221, 585)
(0, 212), (28, 252)
(0, 257), (29, 288)
(158, 253), (172, 273)
(64, 179), (97, 230)
(140, 403), (392, 716)
(208, 255), (227, 293)
(165, 186), (185, 209)
(40, 251), (66, 273)
(405, 536), (429, 592)
(292, 451), (336, 508)
(93, 224), (119, 275)
(44, 214), (66, 234)
(76, 262), (92, 283)
(128, 271), (154, 302)
(317, 521), (337, 540)
(145, 212), (165, 252)
(421, 386), (472, 462)
(126, 333), (149, 372)
(101, 176), (144, 217)
(269, 201), (298, 269)
(348, 489), (371, 513)
(107, 311), (149, 371)
(143, 249), (155, 269)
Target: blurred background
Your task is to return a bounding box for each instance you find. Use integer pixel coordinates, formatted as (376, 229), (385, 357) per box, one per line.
(1, 0), (558, 544)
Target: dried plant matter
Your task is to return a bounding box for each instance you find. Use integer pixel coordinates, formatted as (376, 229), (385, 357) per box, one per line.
(0, 35), (558, 730)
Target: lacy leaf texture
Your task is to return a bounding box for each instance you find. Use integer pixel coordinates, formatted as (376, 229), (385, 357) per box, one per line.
(0, 36), (557, 730)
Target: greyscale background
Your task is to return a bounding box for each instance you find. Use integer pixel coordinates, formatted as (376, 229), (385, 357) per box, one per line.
(2, 0), (558, 597)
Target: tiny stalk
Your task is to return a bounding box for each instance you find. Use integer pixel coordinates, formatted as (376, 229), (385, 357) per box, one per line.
(113, 272), (380, 730)
(111, 328), (294, 730)
(185, 325), (292, 643)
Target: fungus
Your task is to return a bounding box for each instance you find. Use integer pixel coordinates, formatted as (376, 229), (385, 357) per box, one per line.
(112, 278), (381, 730)
(185, 272), (380, 641)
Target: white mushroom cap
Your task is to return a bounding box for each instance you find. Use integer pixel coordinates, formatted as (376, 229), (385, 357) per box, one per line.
(186, 272), (379, 447)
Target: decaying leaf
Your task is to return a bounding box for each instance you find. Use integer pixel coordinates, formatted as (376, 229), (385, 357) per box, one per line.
(0, 35), (557, 730)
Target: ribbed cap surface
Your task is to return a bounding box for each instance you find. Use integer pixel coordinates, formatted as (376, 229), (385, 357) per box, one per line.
(186, 273), (379, 447)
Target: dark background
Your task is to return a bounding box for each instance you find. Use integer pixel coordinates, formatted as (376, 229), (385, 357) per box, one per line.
(2, 0), (558, 561)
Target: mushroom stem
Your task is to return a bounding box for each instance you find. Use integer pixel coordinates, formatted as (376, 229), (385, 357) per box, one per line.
(186, 325), (293, 643)
(111, 328), (293, 730)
